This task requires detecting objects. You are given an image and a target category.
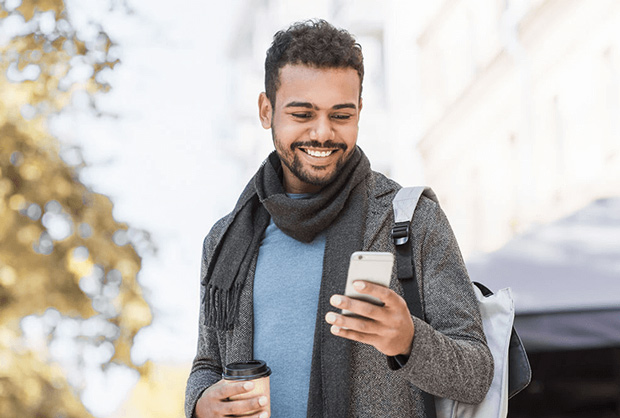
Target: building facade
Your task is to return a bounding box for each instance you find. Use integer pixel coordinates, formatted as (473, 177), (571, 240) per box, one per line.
(416, 0), (620, 256)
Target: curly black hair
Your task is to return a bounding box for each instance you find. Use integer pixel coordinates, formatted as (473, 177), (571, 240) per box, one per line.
(264, 19), (364, 106)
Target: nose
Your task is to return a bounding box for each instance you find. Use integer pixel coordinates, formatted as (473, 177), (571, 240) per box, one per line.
(309, 116), (334, 141)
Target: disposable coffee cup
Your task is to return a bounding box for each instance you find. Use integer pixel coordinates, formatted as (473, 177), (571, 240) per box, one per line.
(223, 360), (271, 416)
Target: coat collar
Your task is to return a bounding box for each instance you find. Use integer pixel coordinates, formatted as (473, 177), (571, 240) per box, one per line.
(364, 172), (400, 249)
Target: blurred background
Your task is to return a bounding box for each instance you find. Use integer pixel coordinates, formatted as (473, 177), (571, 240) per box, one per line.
(1, 0), (619, 417)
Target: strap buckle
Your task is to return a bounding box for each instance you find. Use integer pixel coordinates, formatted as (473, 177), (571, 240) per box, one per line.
(391, 221), (410, 246)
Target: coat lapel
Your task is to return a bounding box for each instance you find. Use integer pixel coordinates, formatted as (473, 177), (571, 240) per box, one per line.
(363, 174), (399, 250)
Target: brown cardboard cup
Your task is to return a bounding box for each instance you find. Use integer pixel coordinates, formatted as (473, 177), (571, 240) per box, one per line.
(223, 360), (271, 416)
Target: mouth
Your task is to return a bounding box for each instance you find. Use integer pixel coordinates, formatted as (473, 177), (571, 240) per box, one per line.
(300, 148), (337, 158)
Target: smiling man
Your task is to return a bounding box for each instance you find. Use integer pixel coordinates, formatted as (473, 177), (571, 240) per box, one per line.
(186, 20), (493, 418)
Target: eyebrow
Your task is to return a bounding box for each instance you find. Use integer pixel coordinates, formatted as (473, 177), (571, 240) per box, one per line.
(284, 101), (357, 110)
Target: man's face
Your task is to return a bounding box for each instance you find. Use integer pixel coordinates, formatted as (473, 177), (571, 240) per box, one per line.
(258, 64), (362, 194)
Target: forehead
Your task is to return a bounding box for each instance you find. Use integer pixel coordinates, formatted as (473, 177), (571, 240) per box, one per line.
(275, 64), (361, 107)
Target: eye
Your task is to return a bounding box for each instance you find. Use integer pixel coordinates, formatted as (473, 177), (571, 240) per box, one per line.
(332, 114), (352, 120)
(292, 113), (312, 119)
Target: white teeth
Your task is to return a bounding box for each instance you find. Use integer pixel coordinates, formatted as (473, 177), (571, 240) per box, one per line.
(306, 149), (333, 157)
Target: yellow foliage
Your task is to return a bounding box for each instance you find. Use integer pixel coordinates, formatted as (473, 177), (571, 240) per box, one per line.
(111, 362), (190, 418)
(8, 193), (26, 211)
(116, 258), (139, 279)
(0, 265), (18, 287)
(0, 178), (11, 195)
(123, 299), (153, 329)
(66, 251), (94, 279)
(53, 174), (72, 196)
(20, 161), (42, 180)
(1, 0), (153, 416)
(0, 345), (95, 418)
(16, 223), (40, 244)
(17, 0), (63, 21)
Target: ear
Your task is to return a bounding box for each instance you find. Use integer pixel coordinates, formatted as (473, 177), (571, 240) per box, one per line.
(359, 97), (363, 113)
(258, 92), (273, 129)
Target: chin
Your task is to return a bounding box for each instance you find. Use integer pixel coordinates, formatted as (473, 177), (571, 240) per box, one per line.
(300, 169), (339, 187)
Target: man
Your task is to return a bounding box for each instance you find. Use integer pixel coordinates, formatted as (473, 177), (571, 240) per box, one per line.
(186, 19), (493, 418)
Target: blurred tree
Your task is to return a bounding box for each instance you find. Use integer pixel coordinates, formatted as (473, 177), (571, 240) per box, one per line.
(110, 362), (189, 418)
(0, 0), (152, 416)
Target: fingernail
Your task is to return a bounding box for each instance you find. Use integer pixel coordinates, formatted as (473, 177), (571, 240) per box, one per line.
(259, 412), (268, 418)
(326, 312), (337, 323)
(243, 381), (254, 391)
(353, 281), (365, 290)
(331, 295), (342, 306)
(331, 325), (341, 334)
(259, 395), (268, 406)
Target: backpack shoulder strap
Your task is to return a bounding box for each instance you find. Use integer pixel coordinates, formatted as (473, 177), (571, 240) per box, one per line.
(391, 186), (438, 320)
(391, 186), (439, 418)
(392, 186), (438, 226)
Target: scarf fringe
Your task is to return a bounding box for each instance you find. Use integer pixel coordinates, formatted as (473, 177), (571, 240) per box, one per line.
(203, 282), (241, 331)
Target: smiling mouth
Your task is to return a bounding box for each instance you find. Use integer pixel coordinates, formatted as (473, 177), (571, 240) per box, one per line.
(301, 148), (336, 158)
(299, 147), (338, 158)
(293, 140), (347, 159)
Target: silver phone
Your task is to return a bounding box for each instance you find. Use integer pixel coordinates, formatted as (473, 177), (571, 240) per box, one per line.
(342, 251), (394, 316)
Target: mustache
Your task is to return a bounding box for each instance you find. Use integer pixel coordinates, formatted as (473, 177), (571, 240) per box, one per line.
(290, 140), (348, 152)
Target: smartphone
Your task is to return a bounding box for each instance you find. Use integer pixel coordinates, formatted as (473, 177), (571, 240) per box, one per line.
(342, 251), (394, 316)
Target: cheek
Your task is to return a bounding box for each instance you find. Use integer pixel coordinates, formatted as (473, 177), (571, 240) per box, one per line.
(338, 124), (359, 145)
(274, 121), (307, 142)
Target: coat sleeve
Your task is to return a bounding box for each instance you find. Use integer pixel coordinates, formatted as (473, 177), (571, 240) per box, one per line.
(395, 197), (494, 404)
(184, 221), (229, 418)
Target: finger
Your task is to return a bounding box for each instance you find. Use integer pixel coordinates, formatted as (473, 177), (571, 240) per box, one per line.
(329, 323), (379, 346)
(247, 411), (270, 418)
(217, 395), (269, 416)
(230, 411), (269, 418)
(325, 311), (377, 335)
(330, 294), (384, 320)
(211, 380), (255, 401)
(352, 281), (398, 306)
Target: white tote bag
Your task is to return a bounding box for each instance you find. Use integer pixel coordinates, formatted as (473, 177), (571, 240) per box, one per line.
(435, 284), (515, 418)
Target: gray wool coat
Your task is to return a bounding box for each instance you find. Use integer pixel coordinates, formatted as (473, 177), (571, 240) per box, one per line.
(185, 171), (494, 417)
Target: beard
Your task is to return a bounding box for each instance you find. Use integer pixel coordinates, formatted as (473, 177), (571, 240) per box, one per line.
(272, 131), (352, 188)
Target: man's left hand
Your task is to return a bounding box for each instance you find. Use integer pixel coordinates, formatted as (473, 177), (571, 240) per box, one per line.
(325, 280), (415, 357)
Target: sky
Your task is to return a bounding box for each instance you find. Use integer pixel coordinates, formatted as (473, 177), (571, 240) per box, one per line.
(49, 0), (247, 414)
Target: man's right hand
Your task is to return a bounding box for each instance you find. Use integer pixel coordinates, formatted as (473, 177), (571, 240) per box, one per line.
(195, 379), (269, 418)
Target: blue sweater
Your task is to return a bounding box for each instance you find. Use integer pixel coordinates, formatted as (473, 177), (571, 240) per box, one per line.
(253, 211), (325, 417)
